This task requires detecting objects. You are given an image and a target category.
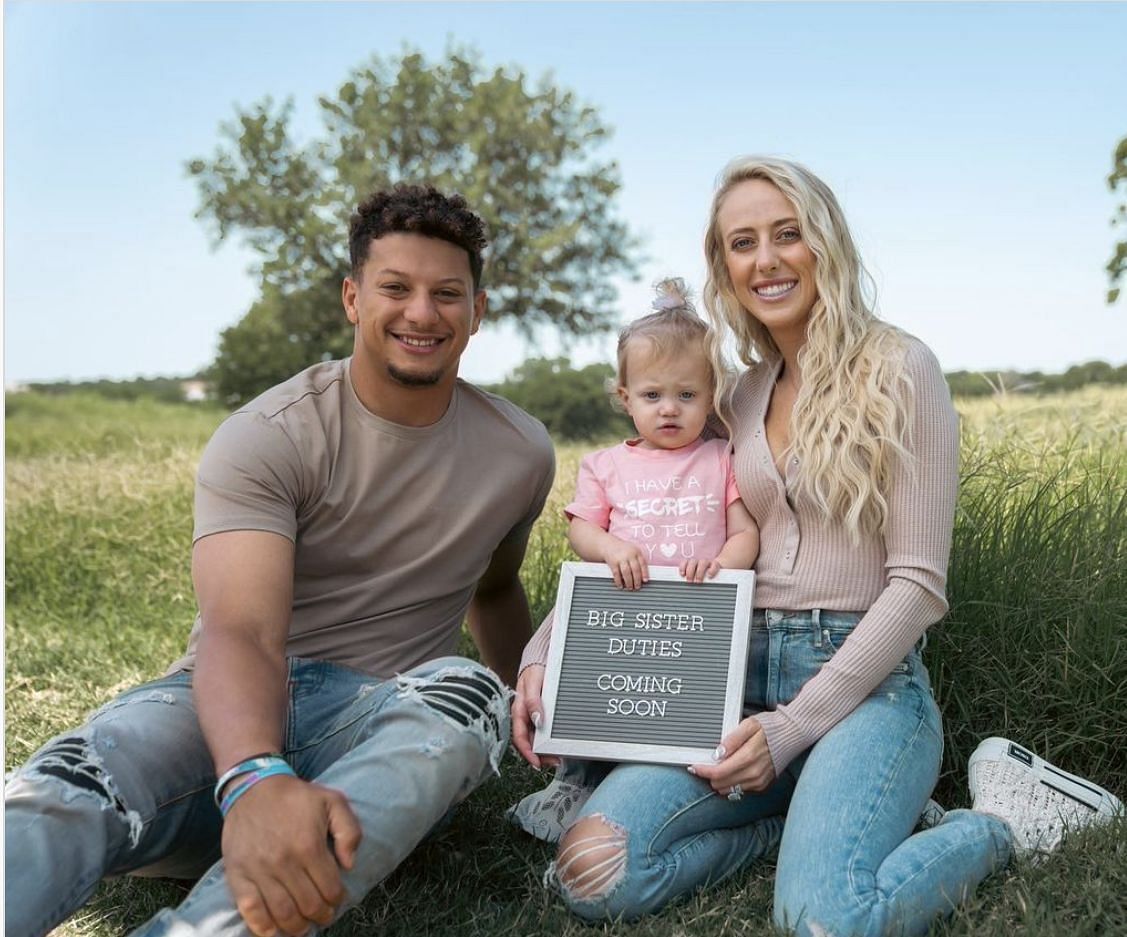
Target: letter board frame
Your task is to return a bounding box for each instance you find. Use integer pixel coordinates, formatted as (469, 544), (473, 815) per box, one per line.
(533, 562), (755, 765)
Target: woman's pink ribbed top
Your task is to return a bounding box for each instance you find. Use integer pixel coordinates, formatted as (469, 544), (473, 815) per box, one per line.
(731, 337), (959, 772)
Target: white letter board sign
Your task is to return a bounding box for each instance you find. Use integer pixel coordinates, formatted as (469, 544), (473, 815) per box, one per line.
(533, 562), (754, 765)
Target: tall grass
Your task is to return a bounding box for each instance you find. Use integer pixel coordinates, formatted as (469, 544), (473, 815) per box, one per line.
(5, 389), (1126, 936)
(935, 425), (1127, 804)
(5, 396), (221, 764)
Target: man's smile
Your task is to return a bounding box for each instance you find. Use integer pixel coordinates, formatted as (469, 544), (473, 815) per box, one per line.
(392, 332), (446, 350)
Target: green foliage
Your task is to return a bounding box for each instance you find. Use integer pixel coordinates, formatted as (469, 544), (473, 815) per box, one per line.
(210, 293), (331, 408)
(1108, 135), (1126, 304)
(188, 45), (639, 406)
(487, 357), (634, 442)
(6, 391), (1127, 936)
(4, 392), (224, 459)
(18, 375), (207, 404)
(945, 360), (1127, 398)
(933, 435), (1127, 803)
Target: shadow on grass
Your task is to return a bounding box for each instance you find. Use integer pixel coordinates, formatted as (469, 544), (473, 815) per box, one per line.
(64, 755), (785, 937)
(69, 793), (1127, 937)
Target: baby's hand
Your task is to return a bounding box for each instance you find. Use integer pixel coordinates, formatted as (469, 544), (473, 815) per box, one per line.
(680, 557), (723, 583)
(603, 539), (649, 591)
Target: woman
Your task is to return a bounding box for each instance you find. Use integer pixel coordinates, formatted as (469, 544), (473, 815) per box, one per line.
(511, 156), (1121, 936)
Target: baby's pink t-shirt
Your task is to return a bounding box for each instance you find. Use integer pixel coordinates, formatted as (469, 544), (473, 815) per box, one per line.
(566, 437), (741, 567)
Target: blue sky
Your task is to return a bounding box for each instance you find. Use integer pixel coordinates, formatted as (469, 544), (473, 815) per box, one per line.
(5, 1), (1126, 387)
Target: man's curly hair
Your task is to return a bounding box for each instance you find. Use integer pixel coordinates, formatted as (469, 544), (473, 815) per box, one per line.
(348, 184), (489, 288)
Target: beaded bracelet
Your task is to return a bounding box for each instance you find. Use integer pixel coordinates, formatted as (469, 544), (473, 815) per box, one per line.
(219, 761), (297, 818)
(213, 753), (286, 808)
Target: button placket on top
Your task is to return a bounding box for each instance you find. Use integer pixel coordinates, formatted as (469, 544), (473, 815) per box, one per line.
(754, 362), (801, 574)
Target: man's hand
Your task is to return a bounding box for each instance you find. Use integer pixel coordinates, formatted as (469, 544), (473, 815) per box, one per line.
(222, 775), (362, 937)
(511, 664), (559, 770)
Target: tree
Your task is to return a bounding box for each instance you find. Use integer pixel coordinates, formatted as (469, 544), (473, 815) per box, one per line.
(188, 46), (640, 405)
(1109, 135), (1127, 304)
(488, 357), (633, 441)
(942, 361), (1127, 398)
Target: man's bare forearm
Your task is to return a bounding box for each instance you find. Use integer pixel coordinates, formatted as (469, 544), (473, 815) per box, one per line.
(194, 627), (289, 774)
(191, 530), (295, 774)
(467, 579), (532, 688)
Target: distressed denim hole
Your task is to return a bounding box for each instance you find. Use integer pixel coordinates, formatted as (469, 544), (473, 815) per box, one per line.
(27, 735), (143, 846)
(552, 814), (628, 901)
(396, 665), (511, 773)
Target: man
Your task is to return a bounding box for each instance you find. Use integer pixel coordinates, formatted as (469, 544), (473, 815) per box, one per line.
(5, 185), (556, 937)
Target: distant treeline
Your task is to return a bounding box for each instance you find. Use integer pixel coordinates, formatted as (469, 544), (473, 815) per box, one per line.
(491, 358), (1127, 440)
(15, 375), (209, 405)
(945, 359), (1127, 398)
(10, 358), (1127, 441)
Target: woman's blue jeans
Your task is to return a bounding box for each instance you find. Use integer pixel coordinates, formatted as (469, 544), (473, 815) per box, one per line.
(5, 656), (510, 937)
(552, 610), (1013, 936)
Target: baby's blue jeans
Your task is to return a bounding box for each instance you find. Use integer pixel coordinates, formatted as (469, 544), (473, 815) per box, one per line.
(551, 610), (1013, 936)
(5, 655), (510, 937)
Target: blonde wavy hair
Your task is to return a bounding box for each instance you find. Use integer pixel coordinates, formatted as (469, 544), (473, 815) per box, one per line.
(703, 156), (914, 539)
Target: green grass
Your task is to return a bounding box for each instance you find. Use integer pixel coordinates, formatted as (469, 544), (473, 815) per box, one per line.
(6, 390), (1127, 936)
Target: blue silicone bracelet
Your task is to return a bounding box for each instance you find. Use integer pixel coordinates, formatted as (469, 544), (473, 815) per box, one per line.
(213, 754), (286, 808)
(219, 761), (297, 818)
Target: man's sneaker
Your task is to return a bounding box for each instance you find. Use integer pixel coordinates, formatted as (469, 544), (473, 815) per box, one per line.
(968, 736), (1123, 859)
(917, 798), (946, 830)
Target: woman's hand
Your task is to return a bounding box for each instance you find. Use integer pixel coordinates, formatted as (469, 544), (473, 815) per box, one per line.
(511, 664), (559, 770)
(689, 716), (776, 795)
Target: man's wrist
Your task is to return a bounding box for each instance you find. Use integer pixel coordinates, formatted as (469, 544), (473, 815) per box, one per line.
(219, 759), (297, 817)
(214, 753), (289, 807)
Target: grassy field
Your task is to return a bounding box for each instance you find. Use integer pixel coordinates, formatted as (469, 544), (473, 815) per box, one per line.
(5, 387), (1127, 936)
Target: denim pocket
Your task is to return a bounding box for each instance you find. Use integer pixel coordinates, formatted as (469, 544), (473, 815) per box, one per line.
(820, 626), (913, 675)
(773, 619), (862, 707)
(284, 658), (386, 751)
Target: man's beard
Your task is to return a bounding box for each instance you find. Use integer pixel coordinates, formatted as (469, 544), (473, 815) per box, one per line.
(387, 363), (444, 387)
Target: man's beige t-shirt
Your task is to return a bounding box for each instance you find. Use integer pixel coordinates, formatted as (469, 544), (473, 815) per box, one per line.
(168, 358), (555, 678)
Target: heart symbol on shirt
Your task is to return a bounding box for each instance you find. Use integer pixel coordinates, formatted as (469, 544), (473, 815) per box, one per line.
(659, 543), (677, 559)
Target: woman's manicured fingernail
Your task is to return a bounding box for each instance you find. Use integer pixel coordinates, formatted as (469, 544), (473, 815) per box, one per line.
(713, 745), (726, 761)
(531, 711), (541, 727)
(686, 765), (698, 775)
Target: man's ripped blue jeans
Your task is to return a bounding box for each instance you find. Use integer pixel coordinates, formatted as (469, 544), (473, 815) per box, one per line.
(5, 656), (510, 937)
